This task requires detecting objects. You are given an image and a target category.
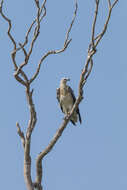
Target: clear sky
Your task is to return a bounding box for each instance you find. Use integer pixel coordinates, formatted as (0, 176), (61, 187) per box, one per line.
(0, 0), (127, 190)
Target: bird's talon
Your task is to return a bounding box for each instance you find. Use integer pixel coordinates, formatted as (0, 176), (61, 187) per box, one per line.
(64, 115), (69, 120)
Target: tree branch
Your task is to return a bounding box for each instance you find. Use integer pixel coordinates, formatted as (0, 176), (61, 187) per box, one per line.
(0, 0), (17, 70)
(22, 86), (37, 190)
(26, 88), (37, 139)
(17, 0), (46, 55)
(35, 117), (70, 187)
(91, 0), (99, 49)
(16, 122), (25, 148)
(19, 0), (47, 70)
(0, 0), (30, 86)
(29, 1), (78, 84)
(35, 0), (118, 188)
(94, 0), (119, 48)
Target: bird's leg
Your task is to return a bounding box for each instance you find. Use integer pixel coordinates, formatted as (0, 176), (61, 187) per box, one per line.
(64, 115), (69, 120)
(64, 111), (70, 120)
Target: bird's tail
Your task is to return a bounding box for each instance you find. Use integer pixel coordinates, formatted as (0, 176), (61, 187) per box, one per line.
(70, 112), (78, 126)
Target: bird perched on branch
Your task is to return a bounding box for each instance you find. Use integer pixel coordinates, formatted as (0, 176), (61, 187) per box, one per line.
(57, 78), (82, 125)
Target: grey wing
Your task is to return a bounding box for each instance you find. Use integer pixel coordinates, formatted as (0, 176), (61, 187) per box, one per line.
(56, 88), (63, 112)
(68, 86), (82, 124)
(68, 86), (76, 103)
(76, 107), (82, 124)
(56, 88), (60, 102)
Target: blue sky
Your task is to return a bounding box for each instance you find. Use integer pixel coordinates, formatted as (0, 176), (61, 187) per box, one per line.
(0, 0), (127, 190)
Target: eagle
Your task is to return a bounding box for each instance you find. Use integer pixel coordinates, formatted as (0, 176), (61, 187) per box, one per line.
(57, 78), (82, 125)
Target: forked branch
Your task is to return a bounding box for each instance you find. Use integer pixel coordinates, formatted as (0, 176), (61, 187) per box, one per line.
(16, 122), (25, 148)
(0, 0), (78, 189)
(92, 0), (118, 49)
(30, 2), (78, 84)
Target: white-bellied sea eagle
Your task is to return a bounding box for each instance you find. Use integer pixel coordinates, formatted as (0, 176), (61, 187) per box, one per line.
(57, 78), (82, 125)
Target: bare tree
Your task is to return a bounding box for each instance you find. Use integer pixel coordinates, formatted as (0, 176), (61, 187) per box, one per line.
(0, 0), (118, 190)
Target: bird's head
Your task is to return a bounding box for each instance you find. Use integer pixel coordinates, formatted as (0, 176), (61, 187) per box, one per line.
(60, 78), (70, 85)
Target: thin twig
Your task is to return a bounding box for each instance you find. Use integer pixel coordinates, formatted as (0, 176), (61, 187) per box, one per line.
(0, 0), (17, 70)
(94, 0), (118, 48)
(91, 0), (99, 49)
(29, 40), (71, 84)
(30, 1), (78, 84)
(16, 122), (25, 148)
(112, 0), (118, 8)
(108, 0), (111, 8)
(0, 0), (29, 86)
(64, 1), (78, 45)
(17, 0), (47, 55)
(20, 0), (47, 70)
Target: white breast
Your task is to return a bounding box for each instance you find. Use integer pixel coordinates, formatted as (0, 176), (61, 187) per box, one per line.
(60, 93), (73, 114)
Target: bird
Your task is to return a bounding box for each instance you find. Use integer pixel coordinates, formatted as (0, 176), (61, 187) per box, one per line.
(57, 78), (82, 125)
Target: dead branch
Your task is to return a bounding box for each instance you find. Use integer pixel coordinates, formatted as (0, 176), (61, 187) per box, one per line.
(15, 0), (46, 55)
(16, 1), (47, 70)
(94, 0), (119, 48)
(35, 0), (118, 188)
(0, 1), (45, 189)
(29, 1), (78, 84)
(0, 0), (78, 189)
(16, 122), (25, 148)
(91, 0), (99, 48)
(0, 1), (30, 87)
(0, 0), (17, 70)
(35, 118), (70, 187)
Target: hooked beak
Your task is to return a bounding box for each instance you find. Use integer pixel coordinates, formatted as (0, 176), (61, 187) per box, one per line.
(66, 78), (70, 81)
